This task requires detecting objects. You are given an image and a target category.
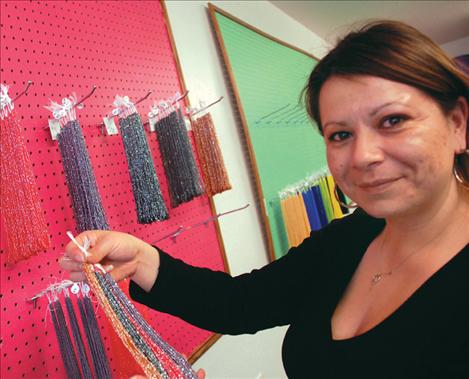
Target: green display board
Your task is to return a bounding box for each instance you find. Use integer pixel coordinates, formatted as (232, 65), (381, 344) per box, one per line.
(210, 4), (327, 259)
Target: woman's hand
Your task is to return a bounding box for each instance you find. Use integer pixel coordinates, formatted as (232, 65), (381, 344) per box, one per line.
(60, 230), (160, 292)
(62, 232), (205, 378)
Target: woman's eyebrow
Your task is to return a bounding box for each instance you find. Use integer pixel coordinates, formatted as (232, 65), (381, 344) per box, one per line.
(323, 101), (413, 129)
(369, 101), (412, 117)
(323, 120), (347, 130)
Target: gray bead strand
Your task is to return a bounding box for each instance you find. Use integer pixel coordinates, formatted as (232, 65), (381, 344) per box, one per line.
(155, 110), (204, 207)
(119, 112), (168, 223)
(77, 295), (112, 379)
(102, 273), (198, 379)
(94, 273), (169, 379)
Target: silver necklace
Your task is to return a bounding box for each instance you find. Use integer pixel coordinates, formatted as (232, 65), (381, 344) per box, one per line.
(371, 228), (448, 286)
(371, 201), (469, 287)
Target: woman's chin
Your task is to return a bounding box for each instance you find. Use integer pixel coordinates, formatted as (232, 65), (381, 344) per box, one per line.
(356, 201), (409, 220)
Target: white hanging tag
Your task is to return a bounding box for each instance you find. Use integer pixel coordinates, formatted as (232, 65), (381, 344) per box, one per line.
(71, 283), (80, 295)
(0, 84), (14, 120)
(48, 119), (61, 140)
(103, 116), (118, 135)
(148, 116), (157, 132)
(82, 283), (90, 296)
(184, 116), (192, 131)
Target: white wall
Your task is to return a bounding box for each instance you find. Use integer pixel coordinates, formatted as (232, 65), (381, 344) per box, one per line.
(440, 35), (469, 57)
(165, 1), (327, 378)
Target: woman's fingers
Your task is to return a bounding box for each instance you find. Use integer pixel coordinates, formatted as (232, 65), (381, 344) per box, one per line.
(83, 259), (134, 283)
(59, 256), (85, 282)
(64, 230), (116, 265)
(62, 234), (138, 283)
(60, 256), (114, 282)
(64, 232), (145, 281)
(84, 233), (119, 265)
(59, 256), (83, 272)
(64, 230), (100, 262)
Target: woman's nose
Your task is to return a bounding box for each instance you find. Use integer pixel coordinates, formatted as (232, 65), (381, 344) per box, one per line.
(350, 128), (385, 170)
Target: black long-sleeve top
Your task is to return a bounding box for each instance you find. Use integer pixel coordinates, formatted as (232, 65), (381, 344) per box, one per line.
(130, 210), (469, 378)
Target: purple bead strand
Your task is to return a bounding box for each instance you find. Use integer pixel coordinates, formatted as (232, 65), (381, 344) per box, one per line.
(49, 300), (82, 379)
(64, 296), (93, 379)
(57, 120), (109, 232)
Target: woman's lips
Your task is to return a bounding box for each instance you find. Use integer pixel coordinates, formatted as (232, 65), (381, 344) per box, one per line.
(358, 177), (401, 192)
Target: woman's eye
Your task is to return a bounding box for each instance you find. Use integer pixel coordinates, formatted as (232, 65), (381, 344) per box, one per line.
(382, 115), (407, 128)
(328, 131), (351, 142)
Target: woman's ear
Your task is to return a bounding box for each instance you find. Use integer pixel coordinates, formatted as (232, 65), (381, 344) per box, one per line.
(449, 96), (468, 152)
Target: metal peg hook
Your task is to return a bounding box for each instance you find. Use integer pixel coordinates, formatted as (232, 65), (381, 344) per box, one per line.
(174, 90), (189, 103)
(12, 80), (33, 103)
(134, 90), (153, 106)
(254, 103), (290, 124)
(75, 85), (97, 108)
(27, 279), (75, 306)
(190, 96), (224, 118)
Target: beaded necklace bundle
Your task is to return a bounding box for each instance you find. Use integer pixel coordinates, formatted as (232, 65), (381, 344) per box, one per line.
(48, 282), (113, 379)
(46, 94), (109, 232)
(68, 232), (197, 379)
(114, 95), (168, 223)
(154, 109), (204, 207)
(191, 112), (231, 197)
(0, 84), (50, 263)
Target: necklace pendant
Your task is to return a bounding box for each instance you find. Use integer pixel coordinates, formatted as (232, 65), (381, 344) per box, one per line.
(372, 273), (383, 285)
(371, 271), (392, 286)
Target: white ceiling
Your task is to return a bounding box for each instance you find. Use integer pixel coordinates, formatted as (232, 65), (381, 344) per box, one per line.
(270, 1), (469, 46)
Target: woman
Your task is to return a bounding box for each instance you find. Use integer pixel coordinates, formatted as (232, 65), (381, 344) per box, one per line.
(61, 21), (469, 378)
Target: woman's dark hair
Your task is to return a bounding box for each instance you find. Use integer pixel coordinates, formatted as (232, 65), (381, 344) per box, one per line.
(304, 20), (469, 184)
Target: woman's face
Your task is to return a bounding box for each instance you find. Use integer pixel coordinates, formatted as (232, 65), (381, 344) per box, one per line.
(319, 75), (466, 219)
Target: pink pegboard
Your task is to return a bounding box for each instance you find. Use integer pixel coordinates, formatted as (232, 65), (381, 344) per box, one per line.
(0, 1), (227, 378)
